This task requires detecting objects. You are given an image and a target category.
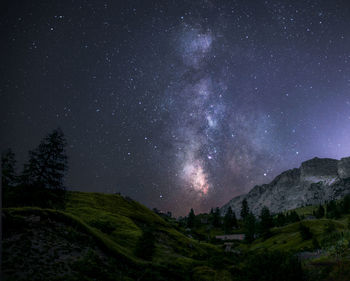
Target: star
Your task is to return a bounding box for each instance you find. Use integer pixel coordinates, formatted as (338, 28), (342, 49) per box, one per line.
(2, 0), (350, 216)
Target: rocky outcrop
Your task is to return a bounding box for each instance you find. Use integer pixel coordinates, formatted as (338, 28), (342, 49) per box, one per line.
(338, 157), (350, 179)
(221, 157), (350, 217)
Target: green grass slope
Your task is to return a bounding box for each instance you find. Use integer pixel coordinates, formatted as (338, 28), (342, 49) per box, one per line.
(246, 218), (348, 253)
(2, 207), (137, 281)
(3, 191), (222, 280)
(64, 192), (219, 264)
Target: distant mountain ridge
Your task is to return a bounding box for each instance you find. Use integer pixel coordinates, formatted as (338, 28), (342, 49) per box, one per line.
(221, 156), (350, 217)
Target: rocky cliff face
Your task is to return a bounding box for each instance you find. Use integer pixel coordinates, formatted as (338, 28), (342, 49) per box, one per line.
(221, 157), (350, 217)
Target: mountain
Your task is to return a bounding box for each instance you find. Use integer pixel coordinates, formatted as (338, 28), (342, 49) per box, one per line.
(221, 156), (350, 217)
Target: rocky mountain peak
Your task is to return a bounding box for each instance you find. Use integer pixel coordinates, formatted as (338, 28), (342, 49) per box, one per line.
(221, 156), (350, 217)
(300, 157), (338, 180)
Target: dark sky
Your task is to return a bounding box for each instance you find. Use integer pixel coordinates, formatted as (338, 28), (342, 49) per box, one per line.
(1, 0), (350, 216)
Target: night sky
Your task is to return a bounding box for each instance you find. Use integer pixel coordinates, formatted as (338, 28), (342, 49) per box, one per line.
(1, 1), (350, 216)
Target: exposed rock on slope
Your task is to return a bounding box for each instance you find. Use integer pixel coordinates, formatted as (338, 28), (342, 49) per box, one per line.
(221, 157), (350, 217)
(2, 210), (131, 281)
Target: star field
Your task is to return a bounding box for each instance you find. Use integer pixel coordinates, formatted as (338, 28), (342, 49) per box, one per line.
(1, 0), (350, 216)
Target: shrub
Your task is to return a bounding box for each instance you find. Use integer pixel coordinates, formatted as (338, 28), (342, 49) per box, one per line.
(312, 237), (320, 249)
(89, 220), (115, 234)
(238, 251), (303, 281)
(135, 227), (155, 260)
(314, 205), (325, 218)
(324, 221), (336, 234)
(299, 223), (313, 240)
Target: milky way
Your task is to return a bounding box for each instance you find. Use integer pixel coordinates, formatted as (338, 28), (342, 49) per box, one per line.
(160, 23), (286, 212)
(1, 1), (350, 216)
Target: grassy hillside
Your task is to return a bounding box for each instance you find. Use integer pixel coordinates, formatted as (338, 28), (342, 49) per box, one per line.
(3, 191), (222, 281)
(3, 207), (137, 281)
(248, 218), (347, 252)
(4, 190), (350, 280)
(64, 192), (219, 264)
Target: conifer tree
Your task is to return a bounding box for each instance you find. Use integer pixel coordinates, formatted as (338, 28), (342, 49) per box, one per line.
(244, 212), (256, 243)
(22, 128), (68, 191)
(275, 212), (286, 227)
(342, 195), (350, 214)
(224, 206), (235, 233)
(240, 198), (249, 220)
(212, 207), (221, 227)
(187, 208), (195, 228)
(315, 205), (325, 218)
(1, 148), (17, 188)
(259, 206), (273, 239)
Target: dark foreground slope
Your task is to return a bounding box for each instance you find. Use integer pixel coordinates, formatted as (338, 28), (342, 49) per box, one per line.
(3, 208), (133, 281)
(2, 192), (223, 281)
(4, 191), (350, 280)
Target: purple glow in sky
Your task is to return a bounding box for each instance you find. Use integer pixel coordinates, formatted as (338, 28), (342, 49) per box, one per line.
(1, 0), (350, 215)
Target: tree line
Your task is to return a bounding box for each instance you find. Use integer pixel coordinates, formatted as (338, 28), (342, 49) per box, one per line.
(2, 128), (68, 208)
(238, 196), (350, 243)
(183, 195), (350, 243)
(184, 206), (238, 233)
